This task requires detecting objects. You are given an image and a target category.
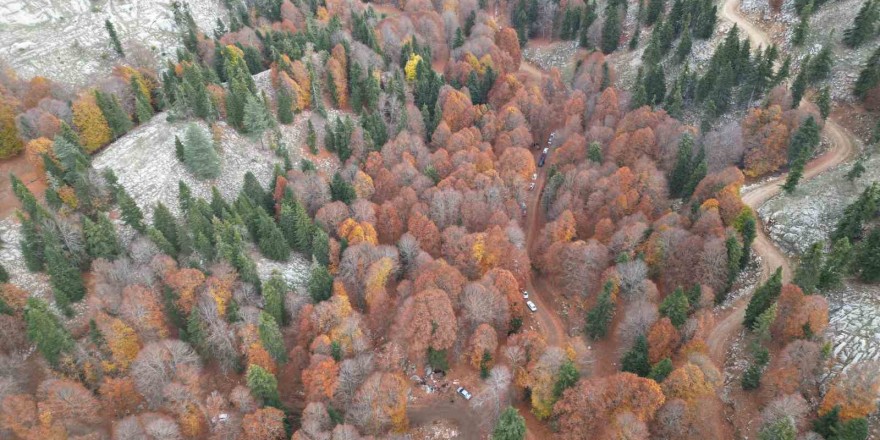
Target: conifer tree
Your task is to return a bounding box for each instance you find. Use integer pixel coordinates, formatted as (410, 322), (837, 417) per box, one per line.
(246, 364), (281, 407)
(43, 232), (85, 313)
(740, 214), (756, 269)
(105, 20), (125, 57)
(0, 262), (8, 283)
(855, 45), (880, 99)
(816, 86), (831, 119)
(330, 172), (357, 204)
(601, 4), (622, 54)
(632, 68), (648, 109)
(117, 188), (145, 233)
(645, 64), (667, 105)
(846, 159), (866, 181)
(588, 141), (603, 163)
(659, 287), (689, 327)
(257, 210), (290, 261)
(258, 312), (287, 362)
(646, 0), (665, 25)
(668, 134), (694, 198)
(726, 233), (743, 286)
(18, 212), (45, 272)
(648, 358), (673, 382)
(308, 264), (333, 303)
(262, 273), (287, 326)
(675, 23), (693, 63)
(808, 45), (833, 83)
(585, 281), (616, 339)
(621, 334), (651, 376)
(493, 407), (526, 440)
(783, 153), (806, 193)
(791, 3), (812, 46)
(682, 146), (706, 198)
(243, 94), (271, 145)
(178, 180), (192, 213)
(25, 298), (74, 366)
(844, 0), (878, 48)
(131, 77), (153, 124)
(83, 214), (121, 260)
(306, 119), (317, 154)
(743, 267), (783, 328)
(854, 228), (880, 282)
(95, 90), (133, 139)
(276, 86), (294, 125)
(183, 123), (221, 180)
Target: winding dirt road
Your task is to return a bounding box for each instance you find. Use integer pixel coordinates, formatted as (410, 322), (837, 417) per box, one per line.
(706, 0), (859, 365)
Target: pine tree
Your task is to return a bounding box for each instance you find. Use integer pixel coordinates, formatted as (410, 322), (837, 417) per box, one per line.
(243, 94), (271, 144)
(308, 264), (333, 303)
(743, 267), (783, 328)
(246, 364), (281, 407)
(659, 287), (689, 327)
(813, 406), (842, 438)
(668, 134), (694, 198)
(629, 25), (641, 50)
(18, 212), (45, 272)
(645, 64), (667, 105)
(306, 119), (317, 154)
(741, 363), (763, 390)
(262, 273), (287, 326)
(24, 298), (74, 366)
(585, 281), (616, 339)
(791, 3), (812, 47)
(646, 0), (665, 25)
(808, 44), (833, 82)
(178, 180), (192, 213)
(791, 58), (810, 109)
(726, 233), (743, 287)
(675, 24), (693, 62)
(601, 5), (622, 54)
(83, 214), (121, 260)
(153, 202), (180, 252)
(795, 242), (825, 295)
(330, 172), (357, 204)
(682, 147), (706, 198)
(621, 334), (651, 377)
(258, 312), (287, 362)
(94, 90), (133, 139)
(257, 210), (289, 261)
(788, 116), (821, 163)
(183, 123), (221, 180)
(632, 68), (648, 109)
(105, 20), (125, 57)
(312, 228), (330, 266)
(648, 358), (673, 382)
(844, 0), (878, 48)
(117, 188), (145, 233)
(854, 46), (880, 99)
(0, 262), (8, 283)
(854, 228), (880, 282)
(846, 159), (866, 181)
(43, 231), (85, 313)
(493, 407), (526, 440)
(276, 86), (294, 124)
(783, 153), (806, 193)
(552, 360), (580, 398)
(131, 77), (153, 124)
(740, 214), (756, 269)
(588, 141), (603, 163)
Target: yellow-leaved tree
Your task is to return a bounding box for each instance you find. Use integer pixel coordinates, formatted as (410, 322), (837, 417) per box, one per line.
(72, 92), (111, 152)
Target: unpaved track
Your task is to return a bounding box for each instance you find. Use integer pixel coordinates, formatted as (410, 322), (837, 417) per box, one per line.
(707, 0), (859, 365)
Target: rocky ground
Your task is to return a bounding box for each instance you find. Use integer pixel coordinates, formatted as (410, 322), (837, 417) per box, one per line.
(0, 0), (224, 87)
(825, 282), (880, 380)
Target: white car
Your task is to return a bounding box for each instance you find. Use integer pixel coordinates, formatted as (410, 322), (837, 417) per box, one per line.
(522, 290), (529, 299)
(526, 300), (537, 312)
(531, 173), (537, 181)
(528, 182), (536, 191)
(456, 386), (472, 400)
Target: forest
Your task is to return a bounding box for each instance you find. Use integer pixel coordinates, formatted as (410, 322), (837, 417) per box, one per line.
(0, 0), (879, 439)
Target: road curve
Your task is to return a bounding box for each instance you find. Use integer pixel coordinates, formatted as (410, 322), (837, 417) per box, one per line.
(721, 0), (772, 50)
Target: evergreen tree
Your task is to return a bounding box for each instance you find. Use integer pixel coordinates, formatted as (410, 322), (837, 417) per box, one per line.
(854, 45), (880, 99)
(854, 228), (880, 282)
(243, 94), (271, 143)
(178, 180), (192, 213)
(645, 64), (667, 105)
(131, 77), (154, 124)
(660, 287), (689, 327)
(552, 360), (580, 398)
(791, 4), (812, 47)
(43, 232), (85, 313)
(668, 134), (694, 198)
(153, 202), (180, 252)
(835, 418), (869, 440)
(246, 364), (281, 407)
(629, 25), (641, 50)
(83, 214), (121, 260)
(621, 334), (651, 376)
(18, 213), (44, 272)
(791, 58), (810, 109)
(843, 0), (878, 48)
(632, 68), (648, 109)
(847, 159), (866, 182)
(813, 406), (841, 439)
(740, 214), (757, 269)
(601, 5), (622, 54)
(183, 123), (221, 180)
(308, 264), (333, 303)
(743, 267), (783, 328)
(262, 273), (287, 326)
(682, 147), (706, 198)
(648, 358), (673, 382)
(588, 141), (603, 163)
(256, 210), (290, 261)
(492, 407), (526, 440)
(117, 188), (145, 233)
(675, 24), (693, 62)
(816, 86), (831, 119)
(95, 90), (133, 139)
(312, 228), (330, 266)
(258, 312), (287, 362)
(174, 136), (185, 162)
(726, 233), (743, 286)
(585, 281), (616, 339)
(0, 262), (8, 283)
(646, 0), (665, 25)
(741, 363), (763, 390)
(794, 242), (824, 294)
(24, 298), (74, 366)
(276, 86), (294, 124)
(808, 45), (833, 84)
(105, 20), (125, 57)
(330, 173), (357, 204)
(782, 153), (806, 193)
(306, 119), (317, 154)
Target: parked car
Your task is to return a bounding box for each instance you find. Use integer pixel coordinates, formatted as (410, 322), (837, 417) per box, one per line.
(522, 290), (529, 299)
(528, 182), (536, 191)
(526, 300), (538, 312)
(457, 386), (473, 400)
(531, 173), (537, 181)
(538, 148), (549, 167)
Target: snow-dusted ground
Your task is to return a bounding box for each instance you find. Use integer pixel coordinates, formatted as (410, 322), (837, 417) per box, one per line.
(0, 0), (225, 87)
(0, 217), (51, 299)
(825, 282), (880, 379)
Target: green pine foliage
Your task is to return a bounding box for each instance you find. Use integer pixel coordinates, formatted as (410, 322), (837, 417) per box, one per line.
(741, 362), (763, 390)
(0, 262), (8, 283)
(95, 90), (133, 139)
(492, 407), (527, 440)
(262, 272), (287, 326)
(648, 358), (673, 382)
(276, 86), (294, 124)
(833, 182), (880, 242)
(843, 0), (878, 48)
(246, 364), (281, 407)
(306, 119), (318, 154)
(312, 228), (331, 266)
(25, 298), (74, 366)
(83, 214), (121, 260)
(726, 233), (743, 287)
(258, 312), (287, 362)
(740, 214), (757, 269)
(668, 134), (694, 198)
(846, 159), (866, 182)
(601, 4), (622, 54)
(552, 360), (580, 398)
(854, 228), (880, 282)
(183, 123), (221, 180)
(43, 231), (85, 314)
(117, 188), (146, 233)
(256, 209), (290, 261)
(621, 334), (651, 377)
(588, 141), (603, 163)
(854, 45), (880, 99)
(18, 213), (45, 272)
(585, 281), (616, 339)
(659, 287), (689, 327)
(131, 77), (154, 124)
(808, 45), (833, 83)
(243, 94), (271, 140)
(743, 267), (783, 328)
(759, 417), (796, 440)
(330, 173), (357, 204)
(308, 264), (333, 303)
(105, 20), (125, 56)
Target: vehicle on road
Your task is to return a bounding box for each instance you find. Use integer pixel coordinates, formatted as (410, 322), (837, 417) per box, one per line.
(531, 173), (537, 181)
(528, 182), (536, 191)
(538, 148), (549, 167)
(522, 290), (529, 299)
(456, 386), (472, 400)
(526, 300), (537, 312)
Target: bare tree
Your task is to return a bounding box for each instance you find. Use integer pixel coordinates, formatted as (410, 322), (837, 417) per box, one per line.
(131, 340), (201, 408)
(616, 301), (658, 348)
(471, 365), (512, 432)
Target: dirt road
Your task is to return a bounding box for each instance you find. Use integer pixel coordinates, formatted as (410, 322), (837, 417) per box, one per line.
(721, 0), (771, 49)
